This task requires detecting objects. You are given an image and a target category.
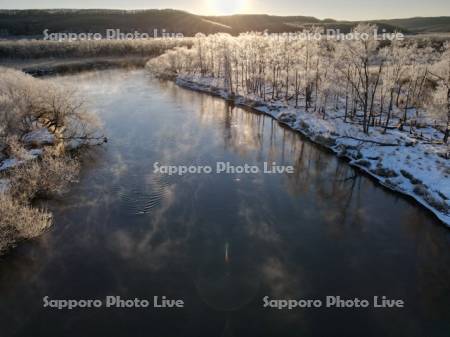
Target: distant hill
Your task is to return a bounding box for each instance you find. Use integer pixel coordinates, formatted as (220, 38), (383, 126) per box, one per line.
(204, 14), (406, 34)
(202, 14), (321, 34)
(0, 9), (449, 38)
(0, 9), (230, 37)
(375, 17), (450, 33)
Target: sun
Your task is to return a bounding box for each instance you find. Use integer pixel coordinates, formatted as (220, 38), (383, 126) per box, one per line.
(205, 0), (248, 15)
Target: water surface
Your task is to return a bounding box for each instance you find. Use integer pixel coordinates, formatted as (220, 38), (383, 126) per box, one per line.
(0, 69), (449, 337)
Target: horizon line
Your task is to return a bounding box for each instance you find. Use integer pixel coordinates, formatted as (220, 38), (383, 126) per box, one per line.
(0, 7), (449, 22)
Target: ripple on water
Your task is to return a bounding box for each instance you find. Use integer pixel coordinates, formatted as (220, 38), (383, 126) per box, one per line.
(113, 174), (171, 215)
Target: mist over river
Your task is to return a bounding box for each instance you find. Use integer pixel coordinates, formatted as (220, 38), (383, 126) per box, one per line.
(0, 69), (448, 337)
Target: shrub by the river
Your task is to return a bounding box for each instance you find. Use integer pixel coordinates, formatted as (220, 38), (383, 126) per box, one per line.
(8, 147), (80, 203)
(0, 193), (52, 254)
(0, 67), (102, 254)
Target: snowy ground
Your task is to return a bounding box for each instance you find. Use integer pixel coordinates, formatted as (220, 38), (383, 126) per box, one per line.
(176, 75), (450, 226)
(0, 149), (43, 172)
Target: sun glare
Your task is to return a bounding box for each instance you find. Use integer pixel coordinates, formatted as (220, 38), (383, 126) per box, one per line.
(206, 0), (247, 15)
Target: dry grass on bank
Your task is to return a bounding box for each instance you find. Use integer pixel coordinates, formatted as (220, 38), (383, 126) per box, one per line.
(0, 67), (101, 254)
(0, 193), (52, 253)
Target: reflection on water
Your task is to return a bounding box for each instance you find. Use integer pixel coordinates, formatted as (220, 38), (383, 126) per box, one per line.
(0, 70), (449, 337)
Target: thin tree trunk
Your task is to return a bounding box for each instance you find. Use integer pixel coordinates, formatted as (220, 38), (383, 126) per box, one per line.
(384, 89), (394, 134)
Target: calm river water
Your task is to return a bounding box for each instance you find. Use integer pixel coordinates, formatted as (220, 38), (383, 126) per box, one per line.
(0, 69), (449, 337)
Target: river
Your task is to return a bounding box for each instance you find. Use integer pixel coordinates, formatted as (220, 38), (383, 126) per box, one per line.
(0, 69), (449, 337)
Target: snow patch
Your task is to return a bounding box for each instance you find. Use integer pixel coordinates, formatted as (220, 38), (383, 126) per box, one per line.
(0, 149), (43, 172)
(22, 128), (55, 146)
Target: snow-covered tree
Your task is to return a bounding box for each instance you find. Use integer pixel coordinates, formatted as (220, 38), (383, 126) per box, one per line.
(429, 43), (450, 143)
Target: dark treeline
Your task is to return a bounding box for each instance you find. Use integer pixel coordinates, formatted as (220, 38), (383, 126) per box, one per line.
(0, 39), (192, 59)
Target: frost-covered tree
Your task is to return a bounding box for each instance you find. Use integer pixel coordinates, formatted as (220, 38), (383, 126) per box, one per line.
(336, 24), (383, 133)
(0, 67), (102, 150)
(428, 43), (450, 143)
(147, 29), (442, 137)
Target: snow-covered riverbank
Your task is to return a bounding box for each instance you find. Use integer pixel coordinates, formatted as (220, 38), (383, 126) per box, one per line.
(176, 75), (450, 226)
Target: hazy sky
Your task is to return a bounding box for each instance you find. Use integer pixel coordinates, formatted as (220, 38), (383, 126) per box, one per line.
(0, 0), (449, 20)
